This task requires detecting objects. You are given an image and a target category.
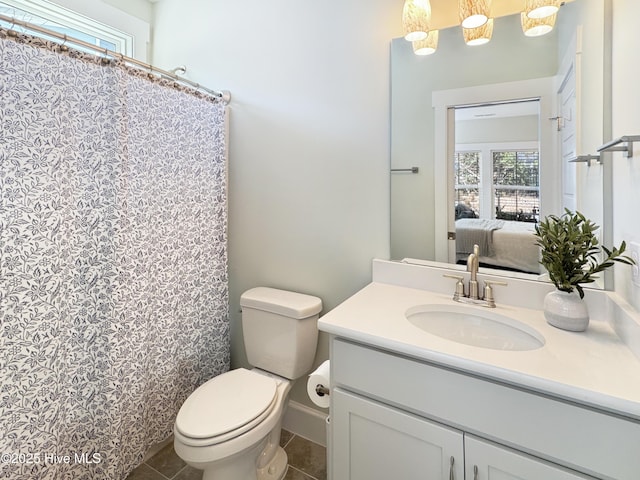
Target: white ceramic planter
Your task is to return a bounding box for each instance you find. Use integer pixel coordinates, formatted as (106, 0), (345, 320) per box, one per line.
(543, 290), (590, 332)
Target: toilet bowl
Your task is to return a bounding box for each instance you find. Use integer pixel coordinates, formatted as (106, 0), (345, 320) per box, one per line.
(174, 368), (292, 480)
(173, 287), (322, 480)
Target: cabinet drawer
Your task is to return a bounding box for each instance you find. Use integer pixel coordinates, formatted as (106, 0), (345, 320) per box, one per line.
(332, 338), (640, 480)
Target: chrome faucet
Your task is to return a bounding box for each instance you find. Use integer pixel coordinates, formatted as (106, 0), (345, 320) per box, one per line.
(466, 244), (480, 300)
(444, 244), (508, 308)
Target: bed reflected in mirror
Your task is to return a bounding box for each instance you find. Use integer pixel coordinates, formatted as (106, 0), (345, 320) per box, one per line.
(452, 100), (543, 275)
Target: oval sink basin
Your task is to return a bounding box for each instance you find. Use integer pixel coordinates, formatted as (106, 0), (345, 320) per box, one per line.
(406, 304), (544, 351)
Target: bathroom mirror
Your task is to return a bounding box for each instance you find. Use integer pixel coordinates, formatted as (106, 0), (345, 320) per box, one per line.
(390, 0), (608, 283)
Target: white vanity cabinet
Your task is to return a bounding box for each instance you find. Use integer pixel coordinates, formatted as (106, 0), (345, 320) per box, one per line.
(464, 436), (591, 480)
(332, 388), (590, 480)
(332, 388), (464, 480)
(330, 337), (640, 480)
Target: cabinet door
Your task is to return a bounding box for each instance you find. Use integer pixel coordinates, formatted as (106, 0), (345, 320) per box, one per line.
(332, 388), (464, 480)
(465, 436), (595, 480)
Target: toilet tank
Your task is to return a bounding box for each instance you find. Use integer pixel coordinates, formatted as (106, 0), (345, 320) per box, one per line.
(240, 287), (322, 380)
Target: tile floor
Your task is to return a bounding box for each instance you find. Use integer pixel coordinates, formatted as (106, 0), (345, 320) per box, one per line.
(125, 430), (326, 480)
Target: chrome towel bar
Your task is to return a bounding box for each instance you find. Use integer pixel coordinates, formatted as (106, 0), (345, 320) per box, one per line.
(569, 154), (601, 165)
(391, 167), (419, 173)
(568, 135), (640, 164)
(597, 135), (640, 158)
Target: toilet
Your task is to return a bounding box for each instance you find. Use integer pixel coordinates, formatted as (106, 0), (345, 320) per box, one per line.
(173, 287), (322, 480)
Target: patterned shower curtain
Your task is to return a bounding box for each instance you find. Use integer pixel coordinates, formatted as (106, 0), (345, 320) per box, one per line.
(0, 29), (229, 479)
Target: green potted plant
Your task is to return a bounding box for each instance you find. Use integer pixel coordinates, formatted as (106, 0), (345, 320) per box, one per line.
(534, 209), (635, 331)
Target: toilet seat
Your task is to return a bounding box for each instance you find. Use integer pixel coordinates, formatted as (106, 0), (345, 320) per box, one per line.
(175, 368), (278, 447)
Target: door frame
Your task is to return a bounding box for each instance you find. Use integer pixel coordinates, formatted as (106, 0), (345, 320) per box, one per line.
(432, 77), (559, 263)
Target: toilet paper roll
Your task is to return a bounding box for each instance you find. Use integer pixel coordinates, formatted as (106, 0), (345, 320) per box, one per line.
(307, 360), (330, 408)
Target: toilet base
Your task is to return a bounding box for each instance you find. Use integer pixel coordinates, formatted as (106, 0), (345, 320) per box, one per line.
(257, 446), (288, 480)
(199, 444), (288, 480)
(194, 433), (289, 480)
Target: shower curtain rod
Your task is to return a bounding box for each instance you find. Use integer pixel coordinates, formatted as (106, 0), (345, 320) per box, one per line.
(0, 13), (231, 104)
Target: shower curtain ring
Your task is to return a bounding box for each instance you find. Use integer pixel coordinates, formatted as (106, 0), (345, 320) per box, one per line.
(100, 47), (111, 65)
(59, 34), (69, 52)
(146, 62), (155, 80)
(7, 17), (18, 37)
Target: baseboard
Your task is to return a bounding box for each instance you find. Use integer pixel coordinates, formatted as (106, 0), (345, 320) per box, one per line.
(282, 400), (329, 447)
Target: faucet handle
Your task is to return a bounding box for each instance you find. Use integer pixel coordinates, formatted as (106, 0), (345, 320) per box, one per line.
(483, 279), (508, 307)
(443, 274), (465, 301)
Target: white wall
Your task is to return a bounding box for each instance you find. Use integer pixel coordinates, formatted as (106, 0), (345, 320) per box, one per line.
(456, 115), (539, 144)
(611, 0), (640, 310)
(102, 0), (152, 23)
(151, 0), (397, 409)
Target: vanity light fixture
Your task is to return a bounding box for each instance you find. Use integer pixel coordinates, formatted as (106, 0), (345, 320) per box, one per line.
(405, 0), (565, 56)
(525, 0), (561, 19)
(402, 0), (432, 42)
(412, 30), (439, 55)
(521, 11), (557, 37)
(463, 19), (494, 46)
(459, 0), (491, 29)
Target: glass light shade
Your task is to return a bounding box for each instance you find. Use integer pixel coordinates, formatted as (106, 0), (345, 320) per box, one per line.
(459, 0), (490, 29)
(412, 30), (439, 55)
(525, 0), (560, 19)
(521, 12), (556, 37)
(402, 0), (431, 42)
(463, 18), (494, 46)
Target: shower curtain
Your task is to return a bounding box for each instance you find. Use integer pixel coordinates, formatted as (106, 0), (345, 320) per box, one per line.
(0, 29), (229, 479)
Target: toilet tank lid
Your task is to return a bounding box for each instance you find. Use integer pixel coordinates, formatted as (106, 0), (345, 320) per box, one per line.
(240, 287), (322, 319)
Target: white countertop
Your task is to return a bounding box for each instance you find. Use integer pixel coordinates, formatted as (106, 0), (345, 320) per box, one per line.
(319, 281), (640, 421)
